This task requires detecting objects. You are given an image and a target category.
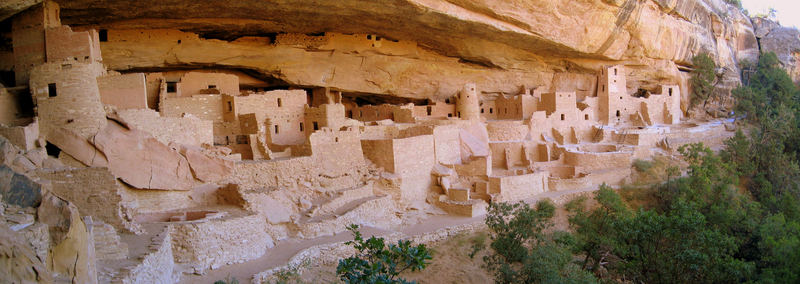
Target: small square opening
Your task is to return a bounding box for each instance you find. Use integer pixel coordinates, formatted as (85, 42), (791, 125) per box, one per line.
(166, 82), (177, 93)
(99, 29), (108, 42)
(47, 83), (57, 97)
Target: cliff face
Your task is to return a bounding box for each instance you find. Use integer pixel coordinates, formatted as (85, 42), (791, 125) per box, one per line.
(752, 18), (800, 83)
(9, 0), (765, 107)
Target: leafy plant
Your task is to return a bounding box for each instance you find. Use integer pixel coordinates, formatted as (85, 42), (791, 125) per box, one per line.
(214, 276), (239, 284)
(690, 53), (717, 107)
(484, 200), (598, 283)
(632, 159), (653, 173)
(336, 224), (431, 284)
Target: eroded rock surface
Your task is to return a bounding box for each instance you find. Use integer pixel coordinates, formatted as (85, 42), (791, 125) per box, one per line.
(752, 17), (800, 82)
(53, 0), (757, 104)
(93, 119), (194, 190)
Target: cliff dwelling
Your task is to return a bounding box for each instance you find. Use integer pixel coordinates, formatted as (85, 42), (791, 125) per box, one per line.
(0, 0), (776, 283)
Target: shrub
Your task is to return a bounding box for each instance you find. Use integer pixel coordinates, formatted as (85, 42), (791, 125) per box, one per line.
(336, 224), (431, 284)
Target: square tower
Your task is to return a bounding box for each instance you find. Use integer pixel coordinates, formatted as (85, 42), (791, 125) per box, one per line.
(598, 65), (628, 125)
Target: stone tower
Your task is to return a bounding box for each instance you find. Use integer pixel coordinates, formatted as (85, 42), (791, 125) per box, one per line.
(456, 83), (480, 120)
(598, 65), (628, 125)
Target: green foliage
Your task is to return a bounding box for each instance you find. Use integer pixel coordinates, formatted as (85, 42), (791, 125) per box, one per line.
(632, 159), (653, 173)
(566, 184), (630, 275)
(214, 276), (240, 284)
(567, 144), (763, 282)
(269, 261), (309, 284)
(471, 51), (800, 284)
(336, 224), (431, 284)
(484, 200), (598, 284)
(690, 53), (717, 107)
(468, 233), (487, 259)
(756, 214), (800, 283)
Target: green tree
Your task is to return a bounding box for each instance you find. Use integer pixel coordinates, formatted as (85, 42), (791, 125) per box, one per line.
(756, 214), (800, 283)
(484, 201), (598, 284)
(566, 184), (630, 275)
(336, 224), (431, 284)
(691, 53), (717, 107)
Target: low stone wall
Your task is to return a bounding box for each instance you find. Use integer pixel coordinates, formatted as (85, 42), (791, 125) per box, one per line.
(119, 226), (179, 284)
(548, 169), (630, 192)
(562, 147), (633, 171)
(118, 109), (213, 146)
(296, 195), (400, 239)
(489, 171), (549, 202)
(0, 119), (38, 151)
(232, 157), (316, 190)
(171, 214), (274, 274)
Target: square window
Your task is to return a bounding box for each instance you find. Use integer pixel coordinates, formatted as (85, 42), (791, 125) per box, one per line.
(47, 83), (57, 97)
(166, 82), (177, 93)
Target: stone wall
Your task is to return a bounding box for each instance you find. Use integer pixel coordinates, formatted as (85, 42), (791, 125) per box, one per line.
(37, 167), (133, 231)
(97, 73), (148, 110)
(0, 88), (33, 126)
(44, 25), (101, 63)
(232, 157), (316, 190)
(161, 94), (224, 121)
(0, 119), (38, 151)
(309, 128), (365, 178)
(30, 61), (106, 139)
(489, 171), (549, 202)
(11, 1), (59, 84)
(432, 125), (461, 165)
(171, 214), (273, 274)
(177, 71), (239, 97)
(117, 109), (212, 146)
(119, 226), (179, 284)
(562, 147), (633, 171)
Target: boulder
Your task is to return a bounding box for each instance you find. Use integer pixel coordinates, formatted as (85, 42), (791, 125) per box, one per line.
(93, 119), (194, 190)
(0, 165), (42, 208)
(37, 193), (98, 284)
(177, 144), (233, 183)
(47, 127), (108, 167)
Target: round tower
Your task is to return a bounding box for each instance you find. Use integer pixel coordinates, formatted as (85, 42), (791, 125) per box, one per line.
(456, 83), (480, 120)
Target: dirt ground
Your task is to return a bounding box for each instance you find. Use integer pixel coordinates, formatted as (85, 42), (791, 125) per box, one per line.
(276, 230), (494, 284)
(280, 201), (587, 284)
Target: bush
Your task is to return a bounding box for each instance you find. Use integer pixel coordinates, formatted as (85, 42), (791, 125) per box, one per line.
(484, 200), (598, 283)
(336, 224), (431, 284)
(690, 53), (717, 107)
(632, 159), (653, 173)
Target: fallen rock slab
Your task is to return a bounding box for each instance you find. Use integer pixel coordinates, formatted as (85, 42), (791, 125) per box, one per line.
(93, 119), (194, 190)
(177, 144), (233, 183)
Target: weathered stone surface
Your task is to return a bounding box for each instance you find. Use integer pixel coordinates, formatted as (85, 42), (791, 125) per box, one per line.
(459, 122), (490, 161)
(752, 17), (800, 83)
(0, 165), (42, 208)
(0, 224), (53, 284)
(52, 0), (755, 103)
(93, 119), (194, 190)
(0, 0), (40, 22)
(177, 144), (233, 183)
(47, 127), (108, 167)
(37, 193), (98, 284)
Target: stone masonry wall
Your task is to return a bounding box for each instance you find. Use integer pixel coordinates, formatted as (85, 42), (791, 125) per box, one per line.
(30, 61), (106, 139)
